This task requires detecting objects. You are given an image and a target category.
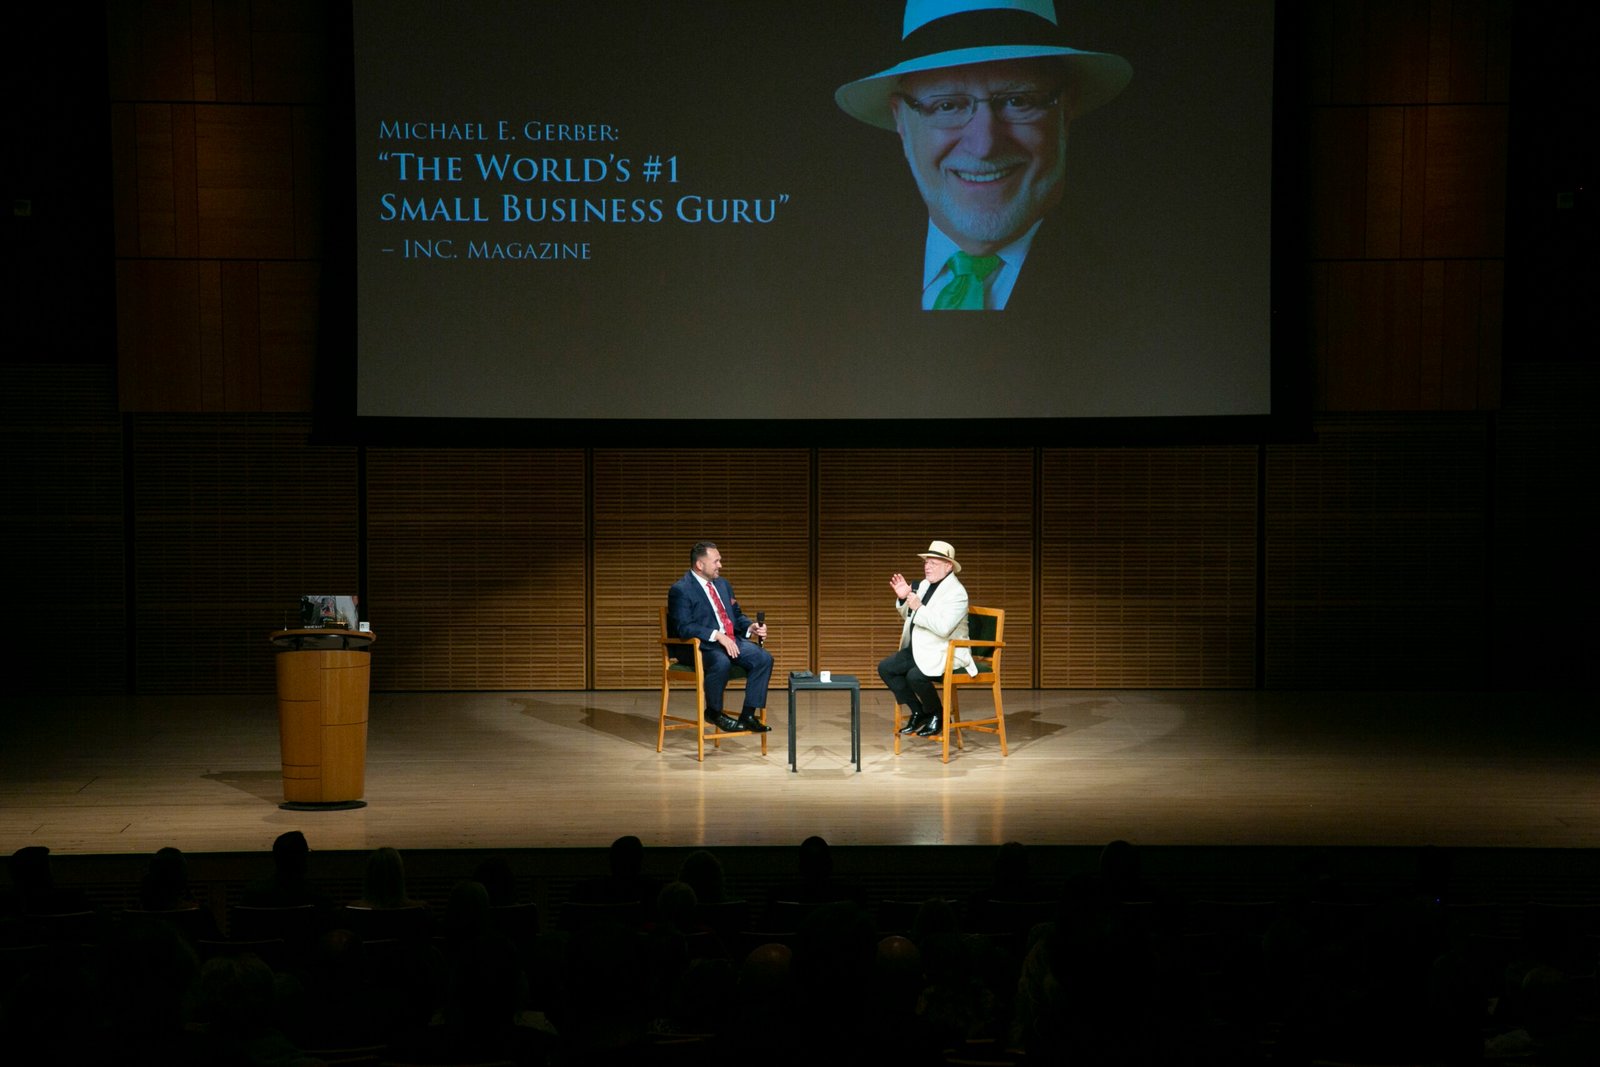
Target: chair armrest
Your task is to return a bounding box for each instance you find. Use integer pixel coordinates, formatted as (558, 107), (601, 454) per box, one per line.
(948, 638), (1006, 649)
(662, 636), (701, 650)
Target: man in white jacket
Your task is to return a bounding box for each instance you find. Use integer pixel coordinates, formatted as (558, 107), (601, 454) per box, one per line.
(878, 540), (978, 737)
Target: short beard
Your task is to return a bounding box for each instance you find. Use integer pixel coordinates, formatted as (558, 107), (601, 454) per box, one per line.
(906, 140), (1067, 250)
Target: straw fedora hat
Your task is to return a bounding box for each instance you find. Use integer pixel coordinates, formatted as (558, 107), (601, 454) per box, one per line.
(835, 0), (1132, 131)
(917, 540), (963, 573)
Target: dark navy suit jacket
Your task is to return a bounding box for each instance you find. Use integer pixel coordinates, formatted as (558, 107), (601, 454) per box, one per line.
(665, 569), (772, 712)
(667, 571), (752, 654)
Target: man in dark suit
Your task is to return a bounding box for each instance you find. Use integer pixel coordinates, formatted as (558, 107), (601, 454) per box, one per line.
(834, 0), (1131, 311)
(666, 541), (772, 733)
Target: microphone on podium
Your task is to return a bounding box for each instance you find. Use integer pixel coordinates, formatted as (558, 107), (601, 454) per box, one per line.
(756, 611), (765, 646)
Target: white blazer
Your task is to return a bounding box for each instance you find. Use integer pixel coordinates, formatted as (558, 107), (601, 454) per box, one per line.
(897, 573), (978, 678)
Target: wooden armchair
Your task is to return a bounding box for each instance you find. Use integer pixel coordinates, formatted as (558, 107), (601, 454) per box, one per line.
(893, 605), (1008, 763)
(658, 606), (767, 761)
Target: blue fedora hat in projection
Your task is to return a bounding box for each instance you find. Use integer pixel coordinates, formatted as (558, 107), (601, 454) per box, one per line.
(835, 0), (1133, 131)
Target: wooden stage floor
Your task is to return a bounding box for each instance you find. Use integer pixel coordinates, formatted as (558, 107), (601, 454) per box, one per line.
(3, 688), (1595, 859)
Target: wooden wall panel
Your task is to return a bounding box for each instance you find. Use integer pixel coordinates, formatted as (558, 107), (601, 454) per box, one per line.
(211, 0), (253, 101)
(291, 106), (324, 257)
(1305, 0), (1510, 414)
(258, 263), (320, 410)
(1313, 260), (1503, 411)
(1040, 449), (1257, 688)
(1363, 1), (1432, 103)
(116, 259), (317, 413)
(366, 449), (587, 690)
(118, 103), (193, 256)
(110, 78), (313, 264)
(217, 261), (261, 409)
(14, 408), (1530, 697)
(117, 260), (203, 411)
(591, 450), (812, 690)
(1421, 105), (1507, 258)
(194, 105), (297, 259)
(1304, 0), (1508, 107)
(1397, 106), (1430, 258)
(1438, 0), (1511, 103)
(106, 0), (326, 103)
(107, 0), (198, 102)
(189, 0), (221, 101)
(1480, 1), (1512, 102)
(815, 450), (1034, 689)
(1310, 104), (1506, 263)
(130, 414), (357, 693)
(250, 0), (331, 102)
(1363, 105), (1406, 257)
(110, 102), (141, 254)
(1308, 107), (1369, 259)
(0, 366), (128, 693)
(110, 2), (324, 414)
(1302, 0), (1364, 105)
(1265, 415), (1488, 688)
(1442, 259), (1503, 409)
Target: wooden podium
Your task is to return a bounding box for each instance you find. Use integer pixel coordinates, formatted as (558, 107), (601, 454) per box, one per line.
(269, 629), (376, 811)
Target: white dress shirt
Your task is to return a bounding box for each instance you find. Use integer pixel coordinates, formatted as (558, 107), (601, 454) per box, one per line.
(692, 573), (744, 641)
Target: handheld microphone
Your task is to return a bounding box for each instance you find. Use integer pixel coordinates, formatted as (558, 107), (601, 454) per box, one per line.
(756, 611), (766, 646)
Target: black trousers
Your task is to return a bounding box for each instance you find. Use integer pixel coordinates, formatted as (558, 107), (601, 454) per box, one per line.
(877, 646), (943, 719)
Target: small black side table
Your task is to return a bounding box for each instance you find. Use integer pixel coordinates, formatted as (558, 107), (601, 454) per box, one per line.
(787, 672), (861, 773)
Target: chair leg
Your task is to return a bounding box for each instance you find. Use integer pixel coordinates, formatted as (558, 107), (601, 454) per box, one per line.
(938, 689), (968, 764)
(657, 677), (670, 753)
(992, 683), (1007, 756)
(941, 684), (952, 763)
(893, 702), (903, 755)
(696, 674), (706, 762)
(665, 656), (766, 763)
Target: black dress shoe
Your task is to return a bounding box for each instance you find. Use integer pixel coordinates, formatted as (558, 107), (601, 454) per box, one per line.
(900, 711), (930, 735)
(737, 710), (771, 733)
(915, 715), (943, 737)
(706, 711), (744, 732)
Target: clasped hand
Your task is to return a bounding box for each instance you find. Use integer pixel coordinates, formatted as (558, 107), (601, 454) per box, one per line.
(718, 623), (766, 657)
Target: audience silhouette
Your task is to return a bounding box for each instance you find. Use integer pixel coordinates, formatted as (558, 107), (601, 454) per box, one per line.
(3, 834), (1597, 1066)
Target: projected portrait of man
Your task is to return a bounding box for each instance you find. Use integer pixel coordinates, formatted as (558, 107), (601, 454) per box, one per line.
(835, 0), (1131, 311)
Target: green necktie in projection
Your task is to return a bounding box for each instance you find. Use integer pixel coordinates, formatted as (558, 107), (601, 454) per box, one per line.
(933, 251), (1001, 311)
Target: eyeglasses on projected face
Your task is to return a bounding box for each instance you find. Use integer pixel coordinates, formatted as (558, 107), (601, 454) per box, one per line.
(893, 88), (1064, 129)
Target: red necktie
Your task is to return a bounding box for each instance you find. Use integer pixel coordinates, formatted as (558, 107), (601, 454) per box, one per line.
(707, 583), (735, 638)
